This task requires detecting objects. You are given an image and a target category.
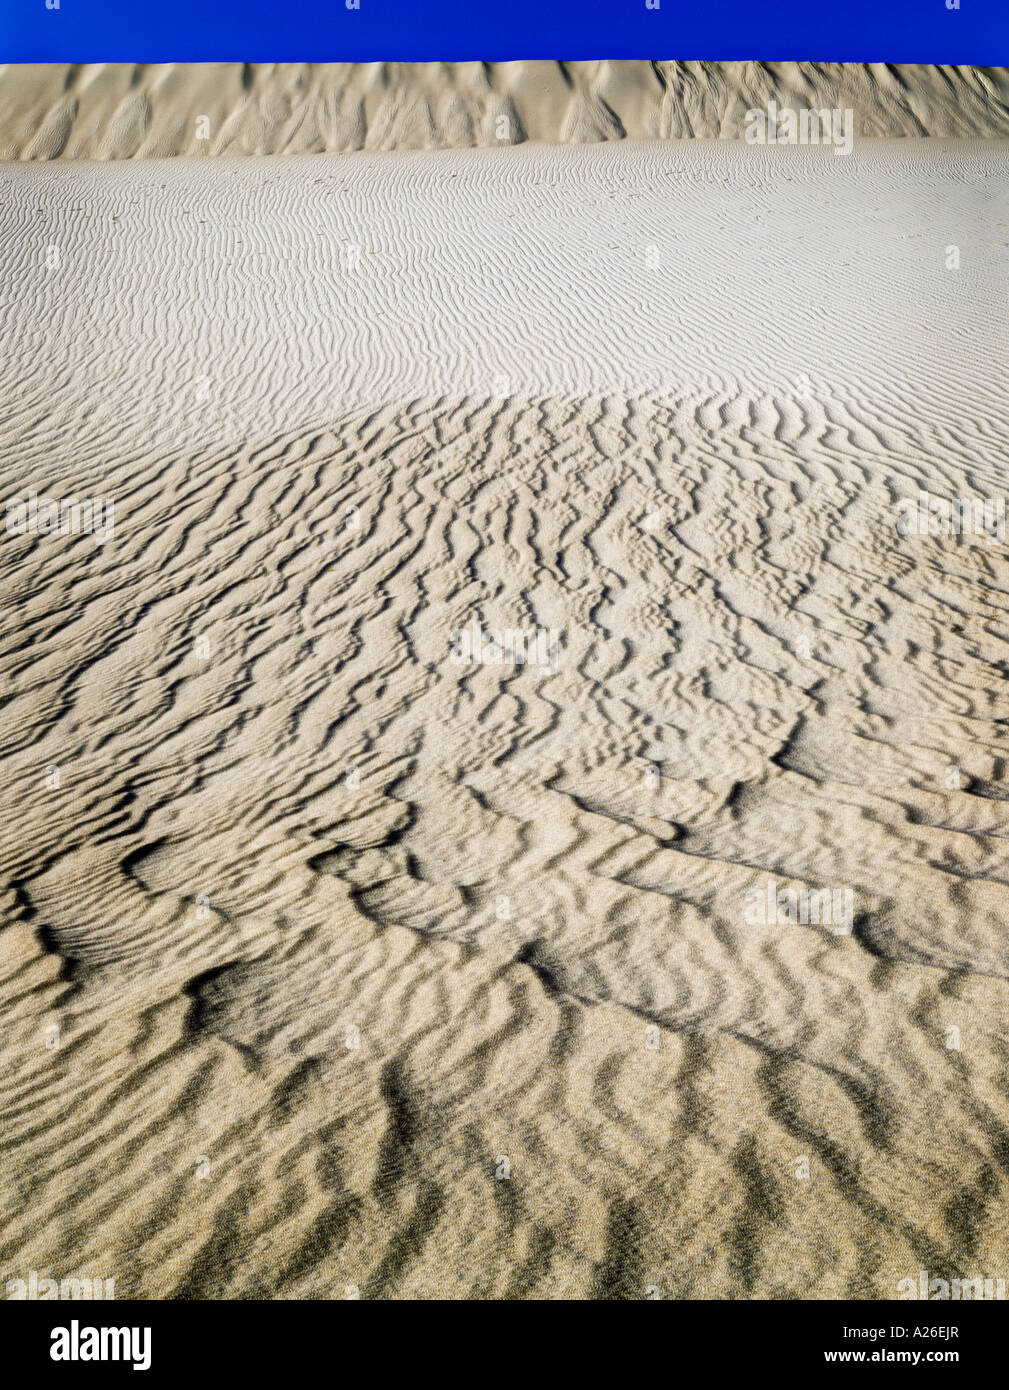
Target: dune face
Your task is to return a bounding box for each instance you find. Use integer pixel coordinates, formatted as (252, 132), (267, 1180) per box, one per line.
(2, 126), (1009, 1299)
(1, 61), (1009, 161)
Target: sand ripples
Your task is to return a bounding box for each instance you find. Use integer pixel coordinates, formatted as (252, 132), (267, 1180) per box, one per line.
(1, 140), (1008, 1297)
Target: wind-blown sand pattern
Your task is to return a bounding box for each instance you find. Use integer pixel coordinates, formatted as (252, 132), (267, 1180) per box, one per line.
(2, 61), (1009, 160)
(2, 135), (1009, 1299)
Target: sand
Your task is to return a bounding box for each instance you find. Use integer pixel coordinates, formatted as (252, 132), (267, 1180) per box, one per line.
(2, 130), (1009, 1299)
(1, 61), (1009, 160)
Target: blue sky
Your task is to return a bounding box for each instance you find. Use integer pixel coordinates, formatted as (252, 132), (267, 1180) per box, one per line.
(2, 0), (1007, 65)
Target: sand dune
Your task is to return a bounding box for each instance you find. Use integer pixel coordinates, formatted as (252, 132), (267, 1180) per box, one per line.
(2, 137), (1009, 1298)
(1, 61), (1009, 161)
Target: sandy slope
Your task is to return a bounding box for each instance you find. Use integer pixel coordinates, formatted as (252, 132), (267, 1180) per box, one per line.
(1, 61), (1009, 160)
(2, 139), (1009, 1299)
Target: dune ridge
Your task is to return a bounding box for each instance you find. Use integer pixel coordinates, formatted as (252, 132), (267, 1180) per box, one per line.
(2, 61), (1009, 161)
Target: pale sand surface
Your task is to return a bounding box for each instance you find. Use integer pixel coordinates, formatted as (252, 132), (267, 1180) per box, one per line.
(1, 61), (1008, 160)
(2, 139), (1009, 1298)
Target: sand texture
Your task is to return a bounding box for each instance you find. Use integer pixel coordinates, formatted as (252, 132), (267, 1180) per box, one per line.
(1, 61), (1009, 161)
(1, 138), (1009, 1298)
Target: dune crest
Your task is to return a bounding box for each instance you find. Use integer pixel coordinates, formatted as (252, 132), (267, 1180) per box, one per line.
(2, 61), (1009, 161)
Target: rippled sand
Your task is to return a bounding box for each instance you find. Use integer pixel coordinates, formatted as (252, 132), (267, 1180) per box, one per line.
(2, 137), (1009, 1298)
